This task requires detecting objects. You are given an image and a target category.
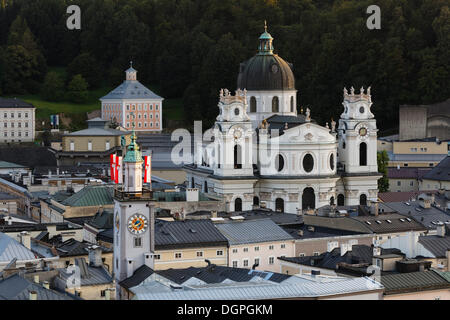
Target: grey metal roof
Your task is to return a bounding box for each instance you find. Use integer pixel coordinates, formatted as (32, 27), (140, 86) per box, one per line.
(0, 274), (74, 300)
(380, 269), (450, 295)
(388, 152), (447, 162)
(132, 276), (382, 300)
(0, 97), (35, 108)
(418, 235), (450, 257)
(65, 127), (126, 136)
(155, 219), (228, 249)
(214, 219), (294, 245)
(58, 258), (113, 286)
(0, 232), (36, 262)
(422, 156), (450, 181)
(100, 80), (163, 100)
(382, 201), (450, 230)
(0, 161), (27, 169)
(119, 265), (154, 289)
(0, 178), (33, 199)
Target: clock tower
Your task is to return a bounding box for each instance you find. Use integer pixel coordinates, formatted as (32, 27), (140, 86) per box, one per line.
(113, 131), (155, 299)
(337, 86), (381, 205)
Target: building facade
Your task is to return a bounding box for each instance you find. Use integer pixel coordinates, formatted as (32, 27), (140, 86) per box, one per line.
(0, 98), (35, 143)
(185, 27), (381, 213)
(100, 65), (164, 132)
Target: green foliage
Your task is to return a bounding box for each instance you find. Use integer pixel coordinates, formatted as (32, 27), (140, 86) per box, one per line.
(377, 150), (390, 192)
(0, 0), (448, 131)
(66, 74), (89, 103)
(41, 71), (64, 101)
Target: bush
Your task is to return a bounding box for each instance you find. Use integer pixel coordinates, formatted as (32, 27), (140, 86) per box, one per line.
(41, 71), (65, 101)
(66, 74), (89, 103)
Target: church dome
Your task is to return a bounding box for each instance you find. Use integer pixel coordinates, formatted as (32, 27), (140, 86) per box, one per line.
(237, 24), (295, 91)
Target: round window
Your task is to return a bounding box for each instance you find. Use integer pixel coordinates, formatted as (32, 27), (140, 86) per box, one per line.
(303, 154), (314, 173)
(359, 106), (365, 113)
(234, 108), (240, 115)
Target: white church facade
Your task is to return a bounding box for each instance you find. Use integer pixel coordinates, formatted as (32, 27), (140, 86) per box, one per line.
(184, 26), (381, 213)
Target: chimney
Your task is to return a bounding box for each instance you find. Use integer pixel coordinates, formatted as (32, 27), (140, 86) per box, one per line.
(186, 188), (199, 202)
(127, 259), (134, 278)
(422, 199), (431, 209)
(88, 245), (103, 267)
(296, 208), (303, 216)
(211, 211), (218, 219)
(370, 200), (379, 216)
(373, 246), (381, 256)
(47, 225), (57, 239)
(311, 270), (320, 278)
(43, 281), (50, 289)
(33, 275), (39, 284)
(29, 291), (37, 300)
(437, 225), (446, 237)
(56, 167), (60, 176)
(430, 193), (435, 205)
(340, 243), (348, 256)
(6, 216), (12, 225)
(20, 231), (31, 250)
(297, 230), (304, 237)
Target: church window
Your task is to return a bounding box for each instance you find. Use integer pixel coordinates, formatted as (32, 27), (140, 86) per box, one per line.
(359, 142), (367, 166)
(275, 198), (284, 212)
(250, 97), (257, 112)
(191, 177), (195, 188)
(337, 194), (345, 206)
(234, 145), (242, 169)
(302, 187), (315, 210)
(133, 237), (142, 247)
(234, 198), (242, 211)
(343, 141), (346, 149)
(360, 194), (367, 206)
(330, 153), (335, 170)
(234, 108), (240, 115)
(290, 96), (294, 112)
(253, 196), (259, 206)
(204, 181), (208, 192)
(272, 96), (279, 112)
(302, 154), (314, 173)
(275, 154), (284, 172)
(359, 106), (365, 113)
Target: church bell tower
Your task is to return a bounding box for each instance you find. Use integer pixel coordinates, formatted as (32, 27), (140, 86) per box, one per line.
(113, 131), (155, 299)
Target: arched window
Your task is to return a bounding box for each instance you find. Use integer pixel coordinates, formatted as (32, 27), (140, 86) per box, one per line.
(191, 177), (195, 188)
(337, 194), (345, 206)
(250, 97), (257, 113)
(234, 198), (242, 212)
(330, 196), (335, 205)
(330, 153), (335, 170)
(275, 154), (284, 172)
(234, 145), (242, 169)
(204, 181), (208, 193)
(275, 198), (284, 212)
(290, 96), (294, 112)
(302, 188), (315, 210)
(253, 196), (259, 206)
(303, 154), (314, 173)
(360, 194), (367, 206)
(360, 142), (367, 166)
(272, 96), (279, 112)
(217, 145), (221, 169)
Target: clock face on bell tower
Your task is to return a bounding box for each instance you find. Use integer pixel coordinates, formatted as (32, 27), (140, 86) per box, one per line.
(127, 214), (148, 235)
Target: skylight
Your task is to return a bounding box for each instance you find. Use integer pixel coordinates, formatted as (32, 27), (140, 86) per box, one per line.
(386, 220), (392, 223)
(376, 220), (382, 224)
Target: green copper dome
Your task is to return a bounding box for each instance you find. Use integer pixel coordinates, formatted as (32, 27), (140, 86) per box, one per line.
(123, 131), (143, 163)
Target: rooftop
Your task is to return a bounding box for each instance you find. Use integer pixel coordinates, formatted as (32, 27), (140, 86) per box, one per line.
(0, 232), (37, 263)
(422, 156), (450, 181)
(380, 269), (450, 295)
(0, 97), (35, 109)
(214, 219), (294, 245)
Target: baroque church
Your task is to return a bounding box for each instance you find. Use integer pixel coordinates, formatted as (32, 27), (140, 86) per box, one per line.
(184, 25), (381, 214)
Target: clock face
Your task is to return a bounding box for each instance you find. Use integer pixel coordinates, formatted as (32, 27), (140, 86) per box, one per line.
(127, 214), (148, 234)
(359, 127), (368, 136)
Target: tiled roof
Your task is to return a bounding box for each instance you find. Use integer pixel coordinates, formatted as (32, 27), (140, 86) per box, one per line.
(380, 269), (450, 295)
(418, 235), (450, 257)
(61, 185), (114, 207)
(0, 274), (74, 300)
(387, 167), (431, 179)
(382, 202), (450, 231)
(155, 219), (228, 249)
(378, 190), (438, 203)
(214, 219), (294, 245)
(422, 156), (450, 181)
(0, 232), (36, 262)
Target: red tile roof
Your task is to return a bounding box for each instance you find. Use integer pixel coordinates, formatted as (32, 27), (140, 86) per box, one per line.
(378, 190), (438, 203)
(388, 167), (432, 179)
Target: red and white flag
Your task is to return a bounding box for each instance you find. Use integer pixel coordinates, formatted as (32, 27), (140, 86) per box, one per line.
(144, 155), (151, 184)
(110, 154), (116, 182)
(116, 156), (123, 184)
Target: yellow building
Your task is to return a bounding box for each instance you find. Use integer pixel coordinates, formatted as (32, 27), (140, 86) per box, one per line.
(388, 139), (448, 168)
(57, 118), (131, 166)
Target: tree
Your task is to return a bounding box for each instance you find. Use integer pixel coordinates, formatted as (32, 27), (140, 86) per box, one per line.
(66, 74), (89, 103)
(67, 53), (102, 89)
(41, 71), (64, 101)
(377, 150), (390, 193)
